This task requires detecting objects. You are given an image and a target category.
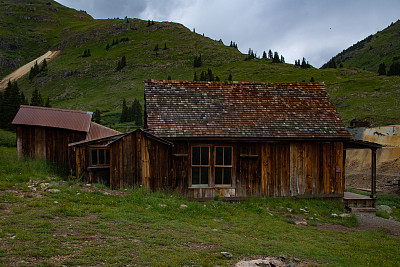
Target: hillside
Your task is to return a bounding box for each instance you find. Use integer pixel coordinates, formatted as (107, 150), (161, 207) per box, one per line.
(321, 20), (400, 73)
(1, 0), (400, 129)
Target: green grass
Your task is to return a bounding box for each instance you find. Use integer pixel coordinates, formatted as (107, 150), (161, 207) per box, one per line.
(0, 129), (16, 147)
(1, 147), (400, 266)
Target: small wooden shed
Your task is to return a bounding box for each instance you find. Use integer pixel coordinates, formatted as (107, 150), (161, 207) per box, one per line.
(12, 105), (120, 168)
(144, 80), (352, 199)
(69, 129), (172, 190)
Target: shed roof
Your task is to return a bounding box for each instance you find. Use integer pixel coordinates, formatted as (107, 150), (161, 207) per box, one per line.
(87, 122), (121, 140)
(12, 105), (92, 132)
(144, 80), (351, 140)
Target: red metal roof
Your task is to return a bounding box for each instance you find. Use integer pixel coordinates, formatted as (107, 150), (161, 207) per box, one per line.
(12, 105), (92, 132)
(86, 122), (121, 140)
(144, 80), (351, 140)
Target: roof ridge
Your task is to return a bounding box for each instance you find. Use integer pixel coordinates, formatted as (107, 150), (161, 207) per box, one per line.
(19, 105), (90, 114)
(144, 79), (325, 86)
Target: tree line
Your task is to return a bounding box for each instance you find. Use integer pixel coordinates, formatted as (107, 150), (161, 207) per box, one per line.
(120, 98), (143, 126)
(378, 60), (400, 76)
(0, 81), (50, 130)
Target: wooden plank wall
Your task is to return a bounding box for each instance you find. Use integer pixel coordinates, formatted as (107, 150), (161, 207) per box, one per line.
(171, 141), (344, 199)
(17, 125), (86, 168)
(110, 131), (171, 190)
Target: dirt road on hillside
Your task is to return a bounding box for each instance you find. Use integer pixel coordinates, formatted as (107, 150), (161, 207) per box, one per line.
(0, 50), (60, 90)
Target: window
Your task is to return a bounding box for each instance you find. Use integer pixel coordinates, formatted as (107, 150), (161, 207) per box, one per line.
(191, 146), (209, 185)
(90, 147), (110, 167)
(215, 146), (232, 185)
(190, 145), (233, 187)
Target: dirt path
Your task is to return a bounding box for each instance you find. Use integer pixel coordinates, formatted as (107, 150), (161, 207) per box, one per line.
(0, 50), (60, 90)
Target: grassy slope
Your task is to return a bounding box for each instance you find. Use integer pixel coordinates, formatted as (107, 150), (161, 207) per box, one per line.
(321, 20), (400, 72)
(1, 0), (400, 128)
(1, 146), (400, 266)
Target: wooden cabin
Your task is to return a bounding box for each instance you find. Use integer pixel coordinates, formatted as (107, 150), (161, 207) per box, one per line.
(12, 105), (120, 168)
(144, 80), (352, 199)
(69, 129), (171, 189)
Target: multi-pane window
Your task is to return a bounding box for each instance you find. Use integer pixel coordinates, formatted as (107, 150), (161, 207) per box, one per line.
(215, 146), (232, 185)
(90, 148), (110, 167)
(191, 146), (209, 185)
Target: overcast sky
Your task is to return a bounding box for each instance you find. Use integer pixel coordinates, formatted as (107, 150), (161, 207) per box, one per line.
(55, 0), (400, 68)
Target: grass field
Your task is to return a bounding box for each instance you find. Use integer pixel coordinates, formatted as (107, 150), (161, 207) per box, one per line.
(1, 146), (400, 266)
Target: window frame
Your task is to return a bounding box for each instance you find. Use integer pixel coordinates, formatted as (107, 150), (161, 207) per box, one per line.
(214, 146), (233, 187)
(190, 145), (210, 187)
(88, 146), (110, 168)
(189, 144), (234, 188)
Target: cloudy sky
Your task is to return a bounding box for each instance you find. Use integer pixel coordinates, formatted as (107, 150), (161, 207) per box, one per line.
(55, 0), (400, 68)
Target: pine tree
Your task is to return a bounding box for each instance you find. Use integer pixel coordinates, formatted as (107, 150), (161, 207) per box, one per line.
(121, 56), (126, 68)
(228, 73), (232, 81)
(272, 52), (280, 63)
(163, 42), (167, 50)
(120, 98), (128, 122)
(378, 62), (386, 75)
(193, 55), (202, 67)
(207, 68), (214, 81)
(310, 77), (315, 82)
(268, 50), (273, 59)
(387, 62), (400, 76)
(262, 51), (267, 59)
(45, 97), (51, 107)
(20, 91), (28, 105)
(106, 43), (110, 51)
(147, 20), (151, 27)
(194, 71), (198, 81)
(280, 55), (285, 63)
(132, 99), (142, 126)
(30, 89), (43, 106)
(0, 81), (21, 129)
(215, 76), (220, 81)
(40, 58), (47, 73)
(327, 57), (336, 68)
(167, 75), (171, 80)
(154, 44), (159, 51)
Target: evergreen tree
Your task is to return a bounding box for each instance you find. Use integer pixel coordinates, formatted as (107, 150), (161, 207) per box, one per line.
(378, 62), (386, 75)
(147, 20), (151, 27)
(193, 55), (202, 67)
(154, 44), (159, 51)
(163, 42), (167, 50)
(310, 77), (315, 82)
(40, 59), (47, 73)
(228, 73), (232, 81)
(167, 75), (171, 80)
(120, 98), (128, 122)
(262, 51), (267, 59)
(106, 43), (110, 51)
(0, 81), (21, 129)
(268, 49), (273, 59)
(387, 62), (400, 76)
(272, 52), (280, 63)
(194, 71), (198, 81)
(207, 68), (214, 81)
(20, 91), (28, 105)
(121, 56), (126, 68)
(30, 89), (43, 106)
(327, 57), (336, 68)
(45, 97), (51, 107)
(280, 55), (285, 63)
(151, 20), (154, 25)
(215, 76), (220, 81)
(132, 99), (142, 126)
(301, 57), (311, 69)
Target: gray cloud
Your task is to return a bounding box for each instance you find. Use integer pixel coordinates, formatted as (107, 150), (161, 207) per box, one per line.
(56, 0), (400, 67)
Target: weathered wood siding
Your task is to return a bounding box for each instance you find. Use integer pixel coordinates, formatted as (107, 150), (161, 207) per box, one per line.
(171, 140), (345, 199)
(109, 131), (171, 190)
(16, 125), (86, 168)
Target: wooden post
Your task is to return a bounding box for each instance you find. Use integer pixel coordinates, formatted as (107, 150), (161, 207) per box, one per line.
(371, 148), (377, 198)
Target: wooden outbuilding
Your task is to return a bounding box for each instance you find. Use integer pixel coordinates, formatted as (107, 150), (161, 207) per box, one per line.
(144, 80), (353, 199)
(69, 129), (172, 189)
(12, 105), (120, 168)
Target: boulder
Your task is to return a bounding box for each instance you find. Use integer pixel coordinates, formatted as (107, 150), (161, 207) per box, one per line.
(377, 205), (393, 215)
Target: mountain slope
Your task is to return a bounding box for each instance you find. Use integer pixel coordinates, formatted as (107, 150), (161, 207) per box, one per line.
(1, 0), (400, 129)
(321, 20), (400, 72)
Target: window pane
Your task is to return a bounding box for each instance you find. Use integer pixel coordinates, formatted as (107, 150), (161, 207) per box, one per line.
(216, 147), (223, 165)
(192, 147), (200, 165)
(105, 149), (110, 164)
(224, 147), (232, 165)
(91, 149), (98, 165)
(215, 167), (223, 184)
(192, 167), (200, 184)
(223, 167), (231, 184)
(201, 147), (209, 165)
(99, 149), (105, 165)
(201, 167), (209, 184)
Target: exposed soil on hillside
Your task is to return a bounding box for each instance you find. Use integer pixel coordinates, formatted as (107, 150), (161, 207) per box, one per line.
(0, 50), (60, 90)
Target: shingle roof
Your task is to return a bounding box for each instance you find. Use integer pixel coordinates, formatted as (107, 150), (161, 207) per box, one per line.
(12, 105), (92, 132)
(144, 80), (351, 139)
